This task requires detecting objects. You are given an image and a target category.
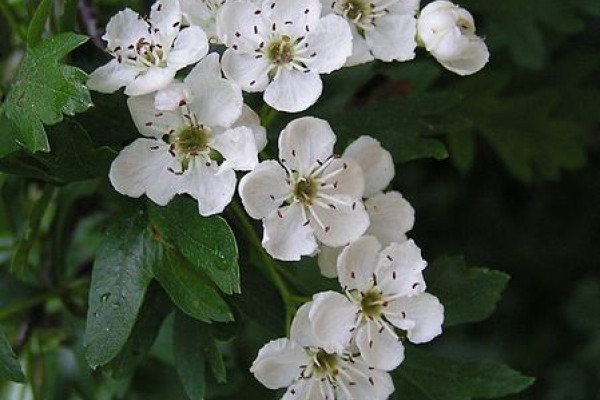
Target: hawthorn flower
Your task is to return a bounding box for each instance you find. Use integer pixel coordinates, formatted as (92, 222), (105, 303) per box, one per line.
(180, 0), (226, 42)
(251, 300), (395, 400)
(309, 236), (444, 371)
(416, 0), (489, 76)
(216, 0), (352, 112)
(87, 0), (208, 96)
(109, 54), (259, 216)
(239, 117), (370, 261)
(318, 136), (415, 278)
(322, 0), (420, 66)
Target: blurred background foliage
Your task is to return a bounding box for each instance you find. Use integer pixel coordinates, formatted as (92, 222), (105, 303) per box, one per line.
(0, 0), (599, 399)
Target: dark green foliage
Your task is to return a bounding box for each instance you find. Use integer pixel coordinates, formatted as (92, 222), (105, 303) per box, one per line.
(0, 327), (24, 382)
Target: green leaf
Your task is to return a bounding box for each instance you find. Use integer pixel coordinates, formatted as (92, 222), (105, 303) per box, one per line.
(426, 256), (509, 327)
(84, 210), (156, 369)
(321, 93), (456, 163)
(27, 0), (52, 48)
(0, 116), (21, 159)
(149, 197), (240, 294)
(0, 327), (25, 383)
(4, 33), (92, 152)
(174, 312), (208, 400)
(107, 282), (173, 378)
(153, 250), (233, 323)
(10, 184), (55, 280)
(0, 119), (115, 184)
(394, 347), (534, 400)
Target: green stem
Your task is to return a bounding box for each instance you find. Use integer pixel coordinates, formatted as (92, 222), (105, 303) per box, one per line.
(260, 103), (279, 128)
(0, 278), (90, 321)
(0, 0), (26, 42)
(230, 200), (298, 334)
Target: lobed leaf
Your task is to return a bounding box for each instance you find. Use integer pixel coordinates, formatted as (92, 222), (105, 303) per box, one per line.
(4, 33), (92, 152)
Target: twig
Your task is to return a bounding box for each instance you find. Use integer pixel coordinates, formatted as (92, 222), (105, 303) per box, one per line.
(77, 0), (104, 49)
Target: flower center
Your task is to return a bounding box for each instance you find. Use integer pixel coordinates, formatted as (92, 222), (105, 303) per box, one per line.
(341, 0), (371, 22)
(292, 176), (318, 205)
(267, 35), (295, 65)
(313, 350), (339, 376)
(360, 289), (384, 318)
(135, 38), (167, 67)
(457, 18), (474, 35)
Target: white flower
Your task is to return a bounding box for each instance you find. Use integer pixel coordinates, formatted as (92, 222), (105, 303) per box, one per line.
(322, 0), (420, 66)
(109, 53), (259, 216)
(318, 136), (415, 278)
(239, 117), (370, 261)
(416, 0), (489, 76)
(87, 0), (209, 96)
(309, 236), (444, 371)
(216, 0), (353, 112)
(251, 300), (395, 400)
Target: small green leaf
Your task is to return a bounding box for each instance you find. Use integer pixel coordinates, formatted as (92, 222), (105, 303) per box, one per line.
(107, 282), (173, 378)
(10, 184), (55, 280)
(84, 210), (156, 369)
(321, 93), (457, 163)
(0, 327), (25, 383)
(426, 256), (510, 327)
(0, 119), (115, 184)
(27, 0), (52, 48)
(394, 347), (534, 400)
(174, 312), (208, 400)
(149, 197), (240, 294)
(153, 250), (233, 323)
(0, 117), (21, 159)
(4, 33), (92, 152)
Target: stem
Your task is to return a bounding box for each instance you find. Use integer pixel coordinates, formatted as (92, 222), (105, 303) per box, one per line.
(260, 103), (279, 128)
(230, 199), (298, 334)
(0, 278), (89, 321)
(0, 0), (26, 42)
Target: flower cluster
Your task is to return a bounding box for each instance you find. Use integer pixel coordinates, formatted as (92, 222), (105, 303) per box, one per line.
(88, 0), (487, 398)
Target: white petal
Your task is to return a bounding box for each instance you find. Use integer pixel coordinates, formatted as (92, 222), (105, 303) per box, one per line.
(342, 136), (394, 197)
(365, 191), (415, 246)
(250, 338), (308, 390)
(376, 240), (427, 297)
(435, 37), (489, 76)
(127, 93), (184, 139)
(385, 292), (444, 343)
(86, 59), (138, 94)
(168, 26), (209, 69)
(308, 291), (357, 354)
(264, 69), (323, 113)
(149, 0), (182, 46)
(232, 104), (268, 151)
(216, 1), (266, 49)
(109, 139), (182, 205)
(103, 8), (150, 50)
(309, 201), (369, 248)
(221, 49), (271, 92)
(278, 117), (336, 175)
(365, 14), (417, 62)
(336, 359), (395, 400)
(124, 66), (177, 96)
(262, 204), (317, 261)
(282, 378), (324, 400)
(179, 159), (237, 216)
(355, 320), (405, 371)
(185, 53), (243, 127)
(319, 158), (365, 200)
(263, 0), (322, 38)
(210, 126), (258, 171)
(304, 14), (352, 74)
(290, 301), (320, 348)
(317, 245), (342, 278)
(180, 0), (213, 33)
(239, 160), (290, 219)
(389, 0), (420, 14)
(154, 81), (190, 111)
(337, 235), (381, 292)
(345, 24), (375, 67)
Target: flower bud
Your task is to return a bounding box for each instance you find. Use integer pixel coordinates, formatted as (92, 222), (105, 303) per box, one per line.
(417, 0), (489, 76)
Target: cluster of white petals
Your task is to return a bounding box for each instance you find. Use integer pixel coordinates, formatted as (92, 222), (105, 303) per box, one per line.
(240, 117), (369, 261)
(252, 299), (394, 400)
(417, 0), (490, 76)
(86, 0), (491, 397)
